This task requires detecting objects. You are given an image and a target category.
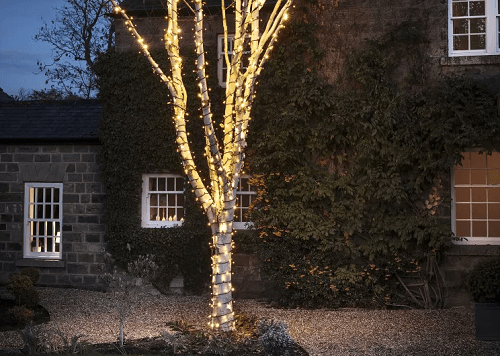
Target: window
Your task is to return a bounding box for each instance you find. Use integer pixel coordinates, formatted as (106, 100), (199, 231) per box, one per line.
(448, 0), (500, 56)
(142, 174), (184, 228)
(24, 183), (63, 259)
(233, 175), (256, 229)
(452, 151), (500, 244)
(217, 34), (250, 87)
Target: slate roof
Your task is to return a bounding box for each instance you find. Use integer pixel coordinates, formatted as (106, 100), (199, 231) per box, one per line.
(0, 100), (101, 142)
(116, 0), (278, 16)
(0, 88), (15, 104)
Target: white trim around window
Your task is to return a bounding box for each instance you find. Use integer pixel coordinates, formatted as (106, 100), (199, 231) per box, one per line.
(448, 0), (500, 56)
(141, 174), (185, 228)
(451, 150), (500, 245)
(217, 34), (251, 87)
(233, 175), (256, 229)
(23, 183), (63, 259)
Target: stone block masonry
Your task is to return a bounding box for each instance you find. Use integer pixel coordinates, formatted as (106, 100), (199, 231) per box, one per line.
(0, 144), (106, 289)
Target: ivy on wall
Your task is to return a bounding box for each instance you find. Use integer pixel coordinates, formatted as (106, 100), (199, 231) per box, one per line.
(243, 17), (500, 307)
(95, 48), (225, 294)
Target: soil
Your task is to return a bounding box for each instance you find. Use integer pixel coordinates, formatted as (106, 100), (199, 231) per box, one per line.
(0, 298), (50, 332)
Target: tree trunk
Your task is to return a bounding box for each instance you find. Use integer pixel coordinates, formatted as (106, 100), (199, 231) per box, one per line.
(209, 217), (234, 331)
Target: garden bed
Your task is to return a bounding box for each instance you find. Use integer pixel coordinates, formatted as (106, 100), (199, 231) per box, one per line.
(1, 287), (500, 355)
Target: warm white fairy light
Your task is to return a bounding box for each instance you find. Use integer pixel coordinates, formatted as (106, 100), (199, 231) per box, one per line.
(110, 0), (293, 332)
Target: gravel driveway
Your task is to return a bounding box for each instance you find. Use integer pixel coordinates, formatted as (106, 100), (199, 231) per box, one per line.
(1, 287), (500, 355)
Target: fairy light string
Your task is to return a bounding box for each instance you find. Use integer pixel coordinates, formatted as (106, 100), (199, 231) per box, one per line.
(109, 0), (294, 331)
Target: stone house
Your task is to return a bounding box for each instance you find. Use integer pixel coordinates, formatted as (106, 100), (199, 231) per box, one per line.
(111, 0), (500, 303)
(1, 0), (500, 303)
(0, 99), (105, 288)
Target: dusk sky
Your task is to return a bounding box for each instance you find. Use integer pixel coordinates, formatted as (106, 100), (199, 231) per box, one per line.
(0, 0), (68, 97)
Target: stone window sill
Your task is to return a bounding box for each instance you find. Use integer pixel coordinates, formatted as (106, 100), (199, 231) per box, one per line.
(440, 56), (500, 66)
(15, 259), (66, 268)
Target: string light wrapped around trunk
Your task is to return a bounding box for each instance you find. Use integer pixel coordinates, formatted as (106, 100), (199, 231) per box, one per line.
(110, 0), (293, 331)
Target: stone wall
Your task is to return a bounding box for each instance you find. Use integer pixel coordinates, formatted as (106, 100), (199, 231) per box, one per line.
(0, 144), (105, 289)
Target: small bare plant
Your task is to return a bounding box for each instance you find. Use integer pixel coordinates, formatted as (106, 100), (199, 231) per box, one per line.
(98, 249), (158, 348)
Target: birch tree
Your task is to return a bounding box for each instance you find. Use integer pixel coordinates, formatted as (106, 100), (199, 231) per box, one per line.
(109, 0), (293, 331)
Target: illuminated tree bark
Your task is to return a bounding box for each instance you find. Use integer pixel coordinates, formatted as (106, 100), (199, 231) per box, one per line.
(110, 0), (293, 331)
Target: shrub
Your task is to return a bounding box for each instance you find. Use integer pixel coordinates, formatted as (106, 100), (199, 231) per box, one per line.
(7, 273), (40, 308)
(466, 257), (500, 303)
(258, 319), (295, 356)
(20, 268), (40, 285)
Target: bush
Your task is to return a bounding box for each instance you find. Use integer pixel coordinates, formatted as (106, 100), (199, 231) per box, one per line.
(258, 319), (295, 356)
(20, 267), (40, 285)
(7, 273), (40, 308)
(466, 257), (500, 303)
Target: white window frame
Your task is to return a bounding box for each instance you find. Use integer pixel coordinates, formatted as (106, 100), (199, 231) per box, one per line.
(233, 175), (256, 229)
(448, 0), (500, 56)
(451, 150), (500, 245)
(23, 183), (63, 259)
(217, 34), (251, 87)
(141, 174), (185, 228)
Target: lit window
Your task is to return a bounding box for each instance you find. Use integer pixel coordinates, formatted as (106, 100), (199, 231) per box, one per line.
(217, 34), (250, 87)
(448, 0), (500, 56)
(233, 175), (256, 229)
(141, 174), (184, 228)
(24, 183), (63, 259)
(452, 151), (500, 244)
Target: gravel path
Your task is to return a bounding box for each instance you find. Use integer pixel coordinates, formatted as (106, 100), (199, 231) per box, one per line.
(1, 287), (500, 355)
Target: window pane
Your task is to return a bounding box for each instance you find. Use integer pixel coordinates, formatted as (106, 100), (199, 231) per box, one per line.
(469, 0), (485, 16)
(471, 187), (486, 202)
(472, 221), (487, 236)
(45, 204), (52, 219)
(31, 237), (37, 252)
(37, 204), (43, 219)
(37, 188), (43, 203)
(469, 1), (485, 16)
(489, 187), (500, 202)
(472, 203), (487, 219)
(454, 169), (470, 184)
(471, 152), (487, 168)
(453, 2), (468, 17)
(45, 188), (52, 203)
(159, 194), (167, 207)
(47, 238), (53, 252)
(456, 220), (470, 236)
(242, 195), (250, 207)
(168, 194), (176, 206)
(470, 34), (486, 49)
(453, 19), (469, 34)
(177, 208), (184, 220)
(38, 222), (45, 235)
(455, 187), (470, 202)
(53, 205), (59, 219)
(150, 207), (158, 221)
(176, 178), (184, 190)
(454, 35), (469, 50)
(158, 178), (166, 191)
(168, 208), (176, 220)
(470, 18), (486, 33)
(167, 178), (175, 191)
(149, 178), (157, 191)
(47, 222), (53, 236)
(456, 203), (470, 219)
(150, 194), (158, 206)
(471, 169), (486, 184)
(29, 204), (34, 219)
(53, 188), (59, 202)
(177, 194), (184, 206)
(489, 221), (500, 237)
(488, 204), (500, 219)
